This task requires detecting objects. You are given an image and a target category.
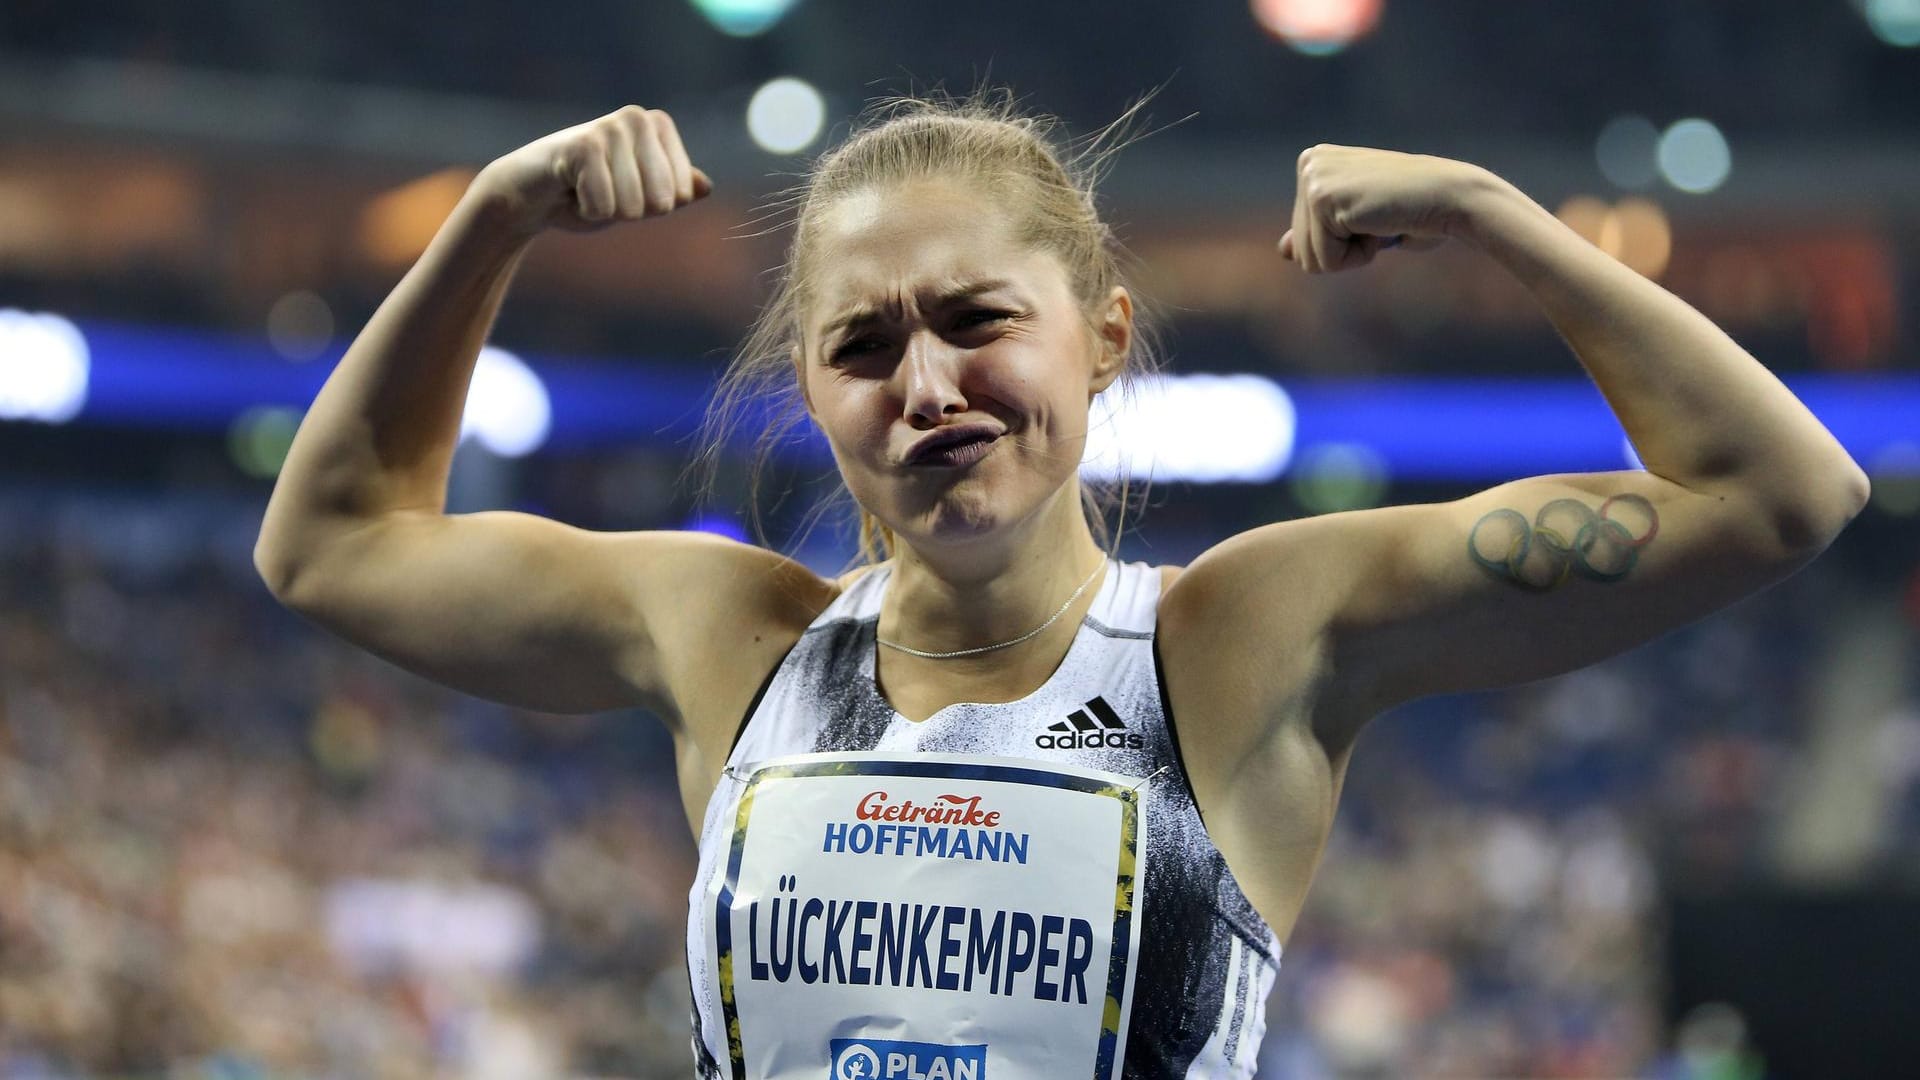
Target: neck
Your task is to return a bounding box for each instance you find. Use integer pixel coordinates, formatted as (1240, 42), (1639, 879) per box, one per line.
(880, 485), (1108, 657)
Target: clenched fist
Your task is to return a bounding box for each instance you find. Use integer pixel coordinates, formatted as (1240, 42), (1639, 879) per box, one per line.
(470, 105), (713, 239)
(1279, 145), (1492, 274)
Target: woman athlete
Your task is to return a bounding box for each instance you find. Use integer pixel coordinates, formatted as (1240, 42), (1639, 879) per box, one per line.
(256, 96), (1869, 1077)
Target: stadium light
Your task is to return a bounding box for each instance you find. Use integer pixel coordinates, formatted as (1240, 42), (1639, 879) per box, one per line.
(689, 0), (802, 37)
(31, 316), (1920, 483)
(1251, 0), (1385, 57)
(747, 78), (826, 155)
(458, 346), (551, 458)
(1082, 373), (1297, 483)
(1658, 119), (1732, 195)
(0, 309), (89, 423)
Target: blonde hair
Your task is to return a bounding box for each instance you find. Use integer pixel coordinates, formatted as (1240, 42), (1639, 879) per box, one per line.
(689, 87), (1166, 570)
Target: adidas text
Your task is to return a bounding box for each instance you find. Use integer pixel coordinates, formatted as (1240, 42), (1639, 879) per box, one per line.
(1035, 729), (1144, 750)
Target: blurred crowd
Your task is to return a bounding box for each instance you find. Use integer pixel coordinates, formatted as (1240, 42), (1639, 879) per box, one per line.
(0, 485), (1914, 1078)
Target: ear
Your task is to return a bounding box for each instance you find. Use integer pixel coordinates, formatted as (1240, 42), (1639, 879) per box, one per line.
(1090, 286), (1133, 395)
(791, 343), (817, 419)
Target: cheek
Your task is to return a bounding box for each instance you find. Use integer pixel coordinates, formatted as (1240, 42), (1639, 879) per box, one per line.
(993, 356), (1085, 437)
(812, 382), (890, 456)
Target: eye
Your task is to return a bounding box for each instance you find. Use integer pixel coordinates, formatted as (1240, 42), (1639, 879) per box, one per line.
(830, 337), (883, 362)
(955, 308), (1011, 329)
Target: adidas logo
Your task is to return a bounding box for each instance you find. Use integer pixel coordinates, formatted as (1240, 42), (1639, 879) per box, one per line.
(1035, 696), (1143, 750)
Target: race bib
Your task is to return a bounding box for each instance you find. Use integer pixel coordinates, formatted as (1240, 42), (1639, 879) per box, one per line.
(706, 752), (1146, 1080)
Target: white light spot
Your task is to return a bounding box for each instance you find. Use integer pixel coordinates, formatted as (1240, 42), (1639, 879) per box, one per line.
(747, 77), (826, 155)
(1081, 373), (1296, 484)
(1657, 118), (1732, 194)
(0, 309), (89, 423)
(459, 346), (550, 457)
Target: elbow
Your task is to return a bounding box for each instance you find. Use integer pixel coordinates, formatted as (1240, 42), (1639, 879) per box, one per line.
(254, 540), (303, 604)
(254, 515), (329, 607)
(1769, 466), (1870, 555)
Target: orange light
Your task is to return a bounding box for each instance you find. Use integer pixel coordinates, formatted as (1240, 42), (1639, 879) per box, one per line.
(356, 168), (475, 266)
(1558, 195), (1670, 280)
(1608, 198), (1672, 280)
(1555, 195), (1611, 246)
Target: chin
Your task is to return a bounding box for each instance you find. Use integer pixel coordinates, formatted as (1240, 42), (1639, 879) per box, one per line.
(904, 481), (1068, 550)
(893, 501), (1002, 547)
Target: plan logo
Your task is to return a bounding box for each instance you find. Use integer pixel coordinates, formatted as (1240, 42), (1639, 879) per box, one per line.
(830, 1038), (987, 1080)
(1035, 696), (1143, 750)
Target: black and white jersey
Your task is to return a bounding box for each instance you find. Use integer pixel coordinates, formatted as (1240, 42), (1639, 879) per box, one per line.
(686, 559), (1279, 1079)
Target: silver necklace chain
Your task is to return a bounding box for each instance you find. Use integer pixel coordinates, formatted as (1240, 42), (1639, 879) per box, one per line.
(876, 558), (1110, 660)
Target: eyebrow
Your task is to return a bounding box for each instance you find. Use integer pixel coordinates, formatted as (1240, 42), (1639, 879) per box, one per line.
(817, 279), (1019, 340)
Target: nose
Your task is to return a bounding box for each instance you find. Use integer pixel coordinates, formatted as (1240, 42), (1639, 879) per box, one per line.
(900, 330), (966, 428)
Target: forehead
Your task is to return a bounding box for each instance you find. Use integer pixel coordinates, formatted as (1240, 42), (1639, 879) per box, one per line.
(805, 180), (1062, 327)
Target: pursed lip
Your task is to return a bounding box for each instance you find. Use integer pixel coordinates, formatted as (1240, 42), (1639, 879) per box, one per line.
(903, 423), (1005, 466)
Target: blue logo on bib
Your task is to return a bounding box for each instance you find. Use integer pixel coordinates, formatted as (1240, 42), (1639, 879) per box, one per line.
(830, 1038), (987, 1080)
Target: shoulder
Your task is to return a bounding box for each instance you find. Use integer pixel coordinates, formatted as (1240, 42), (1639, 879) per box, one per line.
(1155, 517), (1356, 650)
(628, 533), (844, 733)
(618, 530), (844, 636)
(1153, 518), (1380, 746)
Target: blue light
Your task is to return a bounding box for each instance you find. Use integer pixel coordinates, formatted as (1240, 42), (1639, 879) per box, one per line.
(24, 316), (1920, 483)
(688, 0), (800, 37)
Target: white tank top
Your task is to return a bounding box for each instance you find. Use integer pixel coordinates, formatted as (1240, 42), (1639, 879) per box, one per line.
(686, 559), (1280, 1079)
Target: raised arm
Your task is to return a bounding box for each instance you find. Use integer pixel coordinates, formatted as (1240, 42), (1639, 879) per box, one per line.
(254, 107), (822, 726)
(1168, 146), (1868, 760)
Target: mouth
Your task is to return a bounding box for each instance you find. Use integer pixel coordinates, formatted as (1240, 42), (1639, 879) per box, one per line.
(904, 425), (1004, 468)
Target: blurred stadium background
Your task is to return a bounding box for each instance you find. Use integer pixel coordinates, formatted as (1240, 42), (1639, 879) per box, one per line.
(3, 1), (1919, 1076)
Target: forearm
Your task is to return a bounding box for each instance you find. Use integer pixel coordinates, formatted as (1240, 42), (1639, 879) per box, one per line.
(258, 186), (532, 569)
(1455, 172), (1870, 546)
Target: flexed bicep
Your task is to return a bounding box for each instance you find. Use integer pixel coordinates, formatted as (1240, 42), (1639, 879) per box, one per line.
(1164, 469), (1840, 760)
(1324, 471), (1821, 723)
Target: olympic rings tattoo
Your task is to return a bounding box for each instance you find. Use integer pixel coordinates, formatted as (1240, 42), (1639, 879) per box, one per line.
(1467, 493), (1658, 591)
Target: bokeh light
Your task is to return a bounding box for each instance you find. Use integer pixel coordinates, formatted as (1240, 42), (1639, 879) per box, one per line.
(1251, 0), (1385, 57)
(458, 346), (551, 458)
(1083, 373), (1297, 483)
(0, 308), (88, 423)
(746, 77), (826, 155)
(358, 169), (474, 266)
(266, 290), (335, 362)
(688, 0), (802, 37)
(1602, 198), (1673, 279)
(1657, 118), (1732, 194)
(1556, 195), (1614, 246)
(1862, 0), (1920, 47)
(1556, 196), (1673, 279)
(227, 405), (303, 478)
(1595, 114), (1661, 190)
(1288, 441), (1390, 514)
